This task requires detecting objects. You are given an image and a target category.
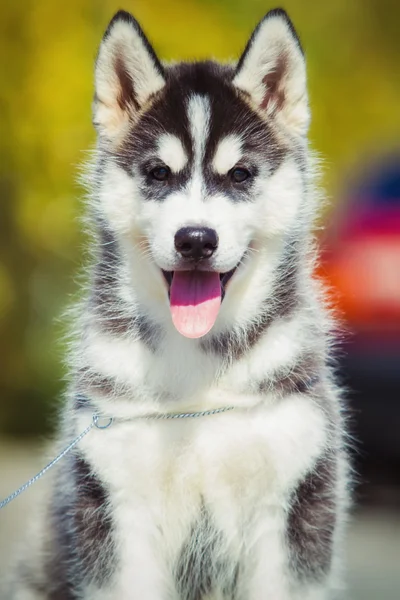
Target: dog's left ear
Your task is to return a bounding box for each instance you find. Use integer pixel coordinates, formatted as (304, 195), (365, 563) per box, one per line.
(233, 9), (309, 136)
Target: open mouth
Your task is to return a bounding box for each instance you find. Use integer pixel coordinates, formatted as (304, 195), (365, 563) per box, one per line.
(161, 267), (238, 339)
(161, 268), (236, 295)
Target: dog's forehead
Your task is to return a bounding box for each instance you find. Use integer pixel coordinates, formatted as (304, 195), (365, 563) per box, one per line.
(128, 61), (269, 168)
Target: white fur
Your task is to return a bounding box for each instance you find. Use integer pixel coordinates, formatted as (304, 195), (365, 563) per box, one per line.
(158, 134), (188, 173)
(187, 94), (210, 169)
(212, 135), (243, 174)
(97, 162), (139, 234)
(96, 151), (306, 338)
(261, 156), (306, 234)
(224, 313), (310, 392)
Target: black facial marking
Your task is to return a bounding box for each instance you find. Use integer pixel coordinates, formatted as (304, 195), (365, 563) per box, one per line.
(175, 504), (238, 600)
(90, 223), (161, 350)
(202, 62), (287, 197)
(110, 60), (288, 200)
(206, 166), (259, 203)
(286, 453), (337, 581)
(46, 454), (115, 596)
(114, 63), (195, 179)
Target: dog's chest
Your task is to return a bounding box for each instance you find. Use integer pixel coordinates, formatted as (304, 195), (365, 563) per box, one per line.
(76, 395), (327, 598)
(82, 410), (277, 515)
(79, 393), (325, 536)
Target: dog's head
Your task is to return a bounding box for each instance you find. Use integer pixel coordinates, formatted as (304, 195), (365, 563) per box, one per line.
(92, 9), (311, 340)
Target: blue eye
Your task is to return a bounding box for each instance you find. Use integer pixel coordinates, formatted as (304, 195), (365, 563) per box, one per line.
(150, 166), (170, 181)
(230, 167), (251, 183)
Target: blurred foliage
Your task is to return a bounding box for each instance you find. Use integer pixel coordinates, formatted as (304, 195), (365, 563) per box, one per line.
(0, 0), (399, 436)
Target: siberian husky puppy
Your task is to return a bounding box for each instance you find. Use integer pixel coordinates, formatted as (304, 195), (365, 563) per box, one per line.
(7, 8), (349, 600)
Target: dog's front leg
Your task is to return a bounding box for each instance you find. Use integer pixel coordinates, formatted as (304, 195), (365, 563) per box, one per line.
(242, 519), (293, 600)
(110, 531), (175, 600)
(243, 526), (332, 600)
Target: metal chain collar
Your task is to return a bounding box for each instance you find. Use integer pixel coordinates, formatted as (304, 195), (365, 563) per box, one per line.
(0, 405), (235, 510)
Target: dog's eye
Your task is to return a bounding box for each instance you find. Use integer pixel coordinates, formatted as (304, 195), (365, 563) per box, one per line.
(150, 166), (170, 181)
(230, 167), (251, 183)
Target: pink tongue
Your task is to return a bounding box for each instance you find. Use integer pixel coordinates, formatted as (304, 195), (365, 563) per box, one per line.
(170, 271), (221, 338)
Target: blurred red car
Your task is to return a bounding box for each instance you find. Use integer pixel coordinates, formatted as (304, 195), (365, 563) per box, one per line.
(321, 156), (400, 483)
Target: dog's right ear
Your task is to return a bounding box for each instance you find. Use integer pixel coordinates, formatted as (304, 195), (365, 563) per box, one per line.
(233, 9), (309, 137)
(94, 11), (165, 141)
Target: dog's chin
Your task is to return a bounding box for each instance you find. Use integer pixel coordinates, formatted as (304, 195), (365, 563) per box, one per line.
(161, 267), (237, 299)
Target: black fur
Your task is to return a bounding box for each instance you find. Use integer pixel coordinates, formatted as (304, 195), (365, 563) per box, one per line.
(76, 368), (126, 398)
(112, 61), (287, 201)
(286, 453), (338, 581)
(46, 454), (115, 596)
(259, 353), (321, 396)
(175, 504), (238, 600)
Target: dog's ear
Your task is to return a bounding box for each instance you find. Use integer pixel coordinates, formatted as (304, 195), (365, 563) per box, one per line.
(233, 9), (309, 136)
(94, 11), (165, 141)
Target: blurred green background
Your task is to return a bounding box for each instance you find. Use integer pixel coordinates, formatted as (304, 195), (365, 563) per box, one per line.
(0, 0), (399, 437)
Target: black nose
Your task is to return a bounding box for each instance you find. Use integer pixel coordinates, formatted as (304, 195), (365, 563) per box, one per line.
(174, 227), (218, 261)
